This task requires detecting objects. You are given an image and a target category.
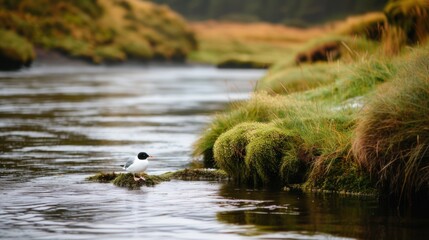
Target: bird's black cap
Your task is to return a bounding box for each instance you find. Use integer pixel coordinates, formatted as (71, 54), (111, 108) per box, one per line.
(137, 152), (150, 160)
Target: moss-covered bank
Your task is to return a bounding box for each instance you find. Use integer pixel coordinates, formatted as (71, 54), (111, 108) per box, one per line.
(0, 0), (196, 70)
(193, 0), (429, 204)
(195, 46), (428, 201)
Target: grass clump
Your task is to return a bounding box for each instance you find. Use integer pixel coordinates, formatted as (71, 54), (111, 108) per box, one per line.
(213, 122), (265, 183)
(193, 93), (308, 167)
(244, 126), (298, 185)
(384, 0), (429, 44)
(382, 0), (429, 55)
(352, 48), (429, 201)
(213, 121), (301, 186)
(257, 35), (381, 96)
(257, 62), (343, 95)
(336, 12), (387, 41)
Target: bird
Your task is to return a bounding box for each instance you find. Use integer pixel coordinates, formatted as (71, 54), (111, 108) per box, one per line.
(120, 152), (153, 181)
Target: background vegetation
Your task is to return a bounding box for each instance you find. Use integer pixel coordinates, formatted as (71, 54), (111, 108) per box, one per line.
(0, 0), (197, 70)
(151, 0), (387, 27)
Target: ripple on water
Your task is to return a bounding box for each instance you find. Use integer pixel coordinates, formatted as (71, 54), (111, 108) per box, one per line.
(0, 175), (350, 240)
(2, 66), (427, 240)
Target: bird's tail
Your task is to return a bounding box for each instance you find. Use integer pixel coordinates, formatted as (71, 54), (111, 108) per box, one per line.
(119, 165), (124, 168)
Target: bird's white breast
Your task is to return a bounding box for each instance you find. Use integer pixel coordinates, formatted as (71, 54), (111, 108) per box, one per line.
(126, 159), (148, 173)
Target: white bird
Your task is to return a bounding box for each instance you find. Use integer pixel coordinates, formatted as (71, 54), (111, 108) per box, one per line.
(121, 152), (153, 181)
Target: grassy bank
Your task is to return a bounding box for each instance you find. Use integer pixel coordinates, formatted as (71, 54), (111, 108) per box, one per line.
(189, 12), (387, 68)
(193, 0), (429, 203)
(189, 21), (326, 67)
(0, 0), (196, 70)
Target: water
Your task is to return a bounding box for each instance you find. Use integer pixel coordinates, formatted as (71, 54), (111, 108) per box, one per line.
(1, 64), (429, 239)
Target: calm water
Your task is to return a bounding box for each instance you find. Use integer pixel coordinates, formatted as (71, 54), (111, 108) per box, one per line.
(1, 64), (428, 239)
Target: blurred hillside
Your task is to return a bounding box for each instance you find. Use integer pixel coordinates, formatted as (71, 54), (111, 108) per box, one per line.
(0, 0), (197, 70)
(151, 0), (387, 26)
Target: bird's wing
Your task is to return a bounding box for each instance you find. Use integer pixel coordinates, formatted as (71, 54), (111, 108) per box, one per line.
(123, 158), (135, 169)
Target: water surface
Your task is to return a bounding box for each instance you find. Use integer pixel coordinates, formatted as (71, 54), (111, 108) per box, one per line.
(1, 64), (428, 239)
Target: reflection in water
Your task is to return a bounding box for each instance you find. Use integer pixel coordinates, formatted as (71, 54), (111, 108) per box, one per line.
(1, 65), (429, 239)
(216, 183), (429, 239)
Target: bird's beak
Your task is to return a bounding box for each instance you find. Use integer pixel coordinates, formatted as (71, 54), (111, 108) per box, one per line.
(149, 156), (155, 159)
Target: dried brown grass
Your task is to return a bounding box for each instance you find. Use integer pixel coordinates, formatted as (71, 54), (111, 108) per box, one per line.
(352, 48), (429, 201)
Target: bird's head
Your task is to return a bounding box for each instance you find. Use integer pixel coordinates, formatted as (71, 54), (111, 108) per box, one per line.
(137, 152), (153, 160)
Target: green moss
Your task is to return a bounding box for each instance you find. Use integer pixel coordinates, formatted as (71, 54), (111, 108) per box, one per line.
(244, 127), (296, 185)
(213, 122), (265, 183)
(0, 29), (34, 70)
(112, 173), (168, 190)
(86, 172), (118, 183)
(304, 139), (376, 194)
(162, 168), (229, 181)
(193, 93), (292, 167)
(280, 145), (309, 184)
(86, 172), (169, 190)
(212, 121), (306, 186)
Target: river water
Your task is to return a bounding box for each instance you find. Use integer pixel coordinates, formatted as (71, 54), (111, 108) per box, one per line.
(1, 65), (428, 239)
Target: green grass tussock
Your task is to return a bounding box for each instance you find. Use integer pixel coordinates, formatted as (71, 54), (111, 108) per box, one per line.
(244, 126), (297, 185)
(212, 121), (304, 186)
(298, 56), (397, 105)
(194, 94), (284, 167)
(352, 48), (429, 201)
(382, 0), (429, 55)
(258, 62), (343, 95)
(384, 0), (429, 44)
(258, 36), (381, 95)
(213, 122), (265, 183)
